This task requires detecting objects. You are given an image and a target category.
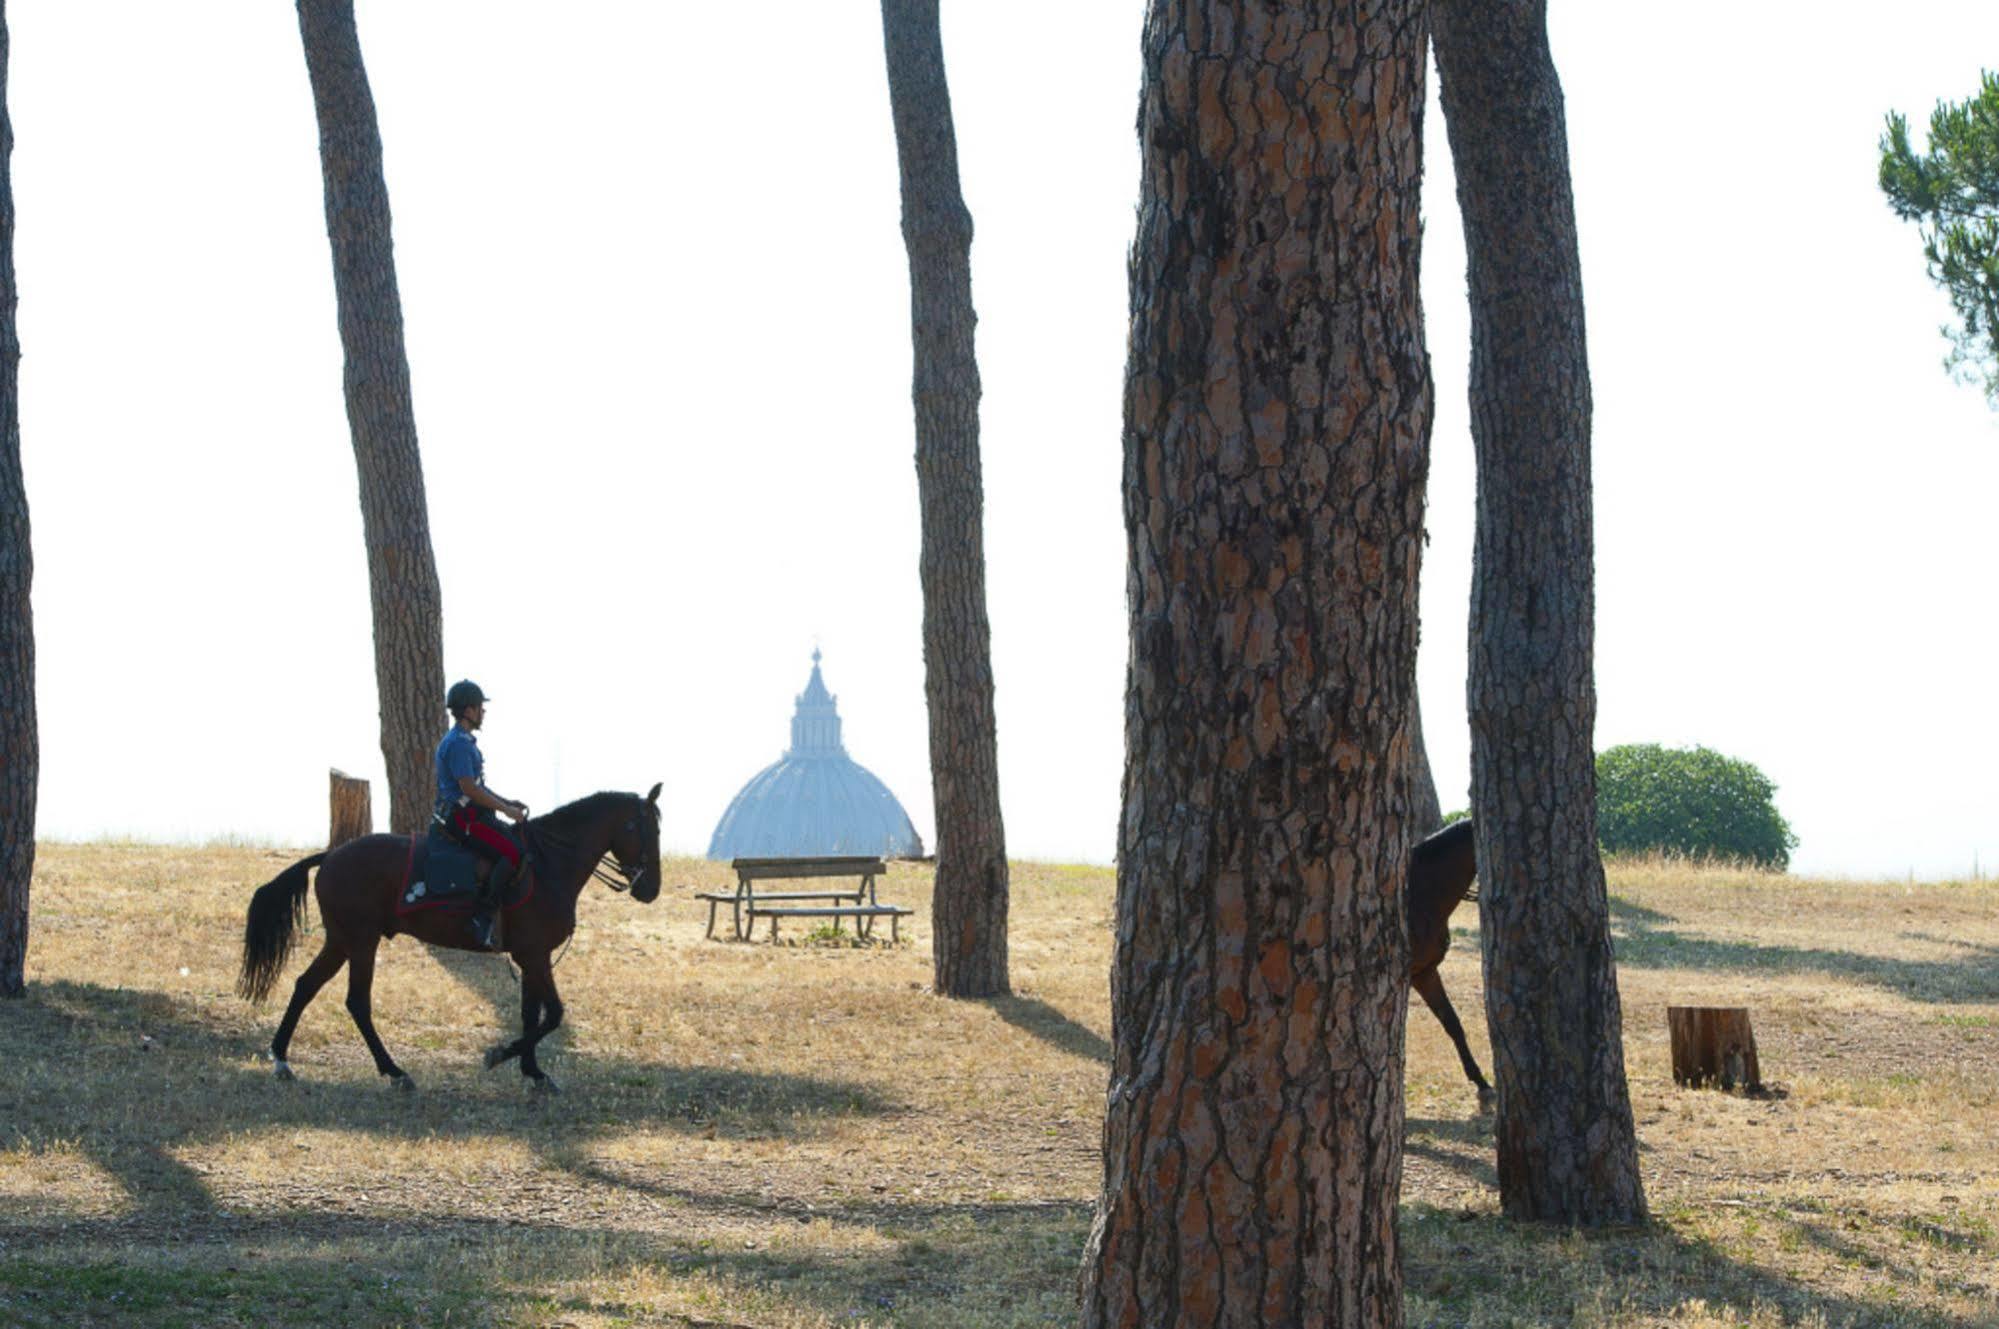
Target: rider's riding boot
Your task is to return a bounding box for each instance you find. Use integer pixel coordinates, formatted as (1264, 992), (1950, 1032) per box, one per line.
(468, 860), (514, 952)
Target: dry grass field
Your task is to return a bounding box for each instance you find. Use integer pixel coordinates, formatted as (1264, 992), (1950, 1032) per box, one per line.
(1, 844), (1994, 1327)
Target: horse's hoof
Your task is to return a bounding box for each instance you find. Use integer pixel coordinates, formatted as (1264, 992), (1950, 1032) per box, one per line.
(1476, 1089), (1496, 1116)
(529, 1075), (561, 1096)
(390, 1073), (416, 1093)
(272, 1059), (295, 1082)
(484, 1046), (509, 1070)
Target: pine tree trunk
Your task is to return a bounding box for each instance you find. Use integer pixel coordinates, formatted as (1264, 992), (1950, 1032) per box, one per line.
(1407, 690), (1443, 837)
(0, 4), (31, 1001)
(1432, 0), (1646, 1225)
(297, 0), (444, 836)
(879, 0), (1009, 999)
(1079, 3), (1429, 1321)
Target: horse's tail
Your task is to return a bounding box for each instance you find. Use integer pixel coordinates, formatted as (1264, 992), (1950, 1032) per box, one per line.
(236, 852), (328, 1004)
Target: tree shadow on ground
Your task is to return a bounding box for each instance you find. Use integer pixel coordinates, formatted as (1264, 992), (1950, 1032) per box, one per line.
(1, 1184), (1980, 1327)
(424, 942), (537, 1041)
(0, 1199), (1097, 1328)
(1402, 1201), (1981, 1329)
(1404, 1109), (1674, 1201)
(7, 980), (897, 1228)
(984, 995), (1111, 1064)
(1606, 897), (1999, 1004)
(1404, 1115), (1498, 1191)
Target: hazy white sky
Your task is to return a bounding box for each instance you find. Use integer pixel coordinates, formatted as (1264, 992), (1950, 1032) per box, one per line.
(13, 3), (1997, 879)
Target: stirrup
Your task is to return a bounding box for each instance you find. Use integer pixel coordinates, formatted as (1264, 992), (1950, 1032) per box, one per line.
(468, 910), (502, 952)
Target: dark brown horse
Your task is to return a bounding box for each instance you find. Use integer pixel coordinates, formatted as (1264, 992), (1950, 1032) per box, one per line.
(237, 785), (663, 1092)
(1408, 817), (1493, 1110)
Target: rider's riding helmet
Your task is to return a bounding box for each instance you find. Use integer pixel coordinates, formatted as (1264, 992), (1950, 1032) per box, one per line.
(446, 680), (488, 717)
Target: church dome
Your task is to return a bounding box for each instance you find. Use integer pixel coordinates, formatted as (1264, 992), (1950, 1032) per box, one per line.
(707, 651), (926, 860)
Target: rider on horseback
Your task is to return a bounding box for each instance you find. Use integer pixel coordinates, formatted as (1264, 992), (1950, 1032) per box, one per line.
(435, 680), (530, 951)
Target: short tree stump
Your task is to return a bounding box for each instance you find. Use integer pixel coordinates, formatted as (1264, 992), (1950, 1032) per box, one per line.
(1668, 1006), (1761, 1091)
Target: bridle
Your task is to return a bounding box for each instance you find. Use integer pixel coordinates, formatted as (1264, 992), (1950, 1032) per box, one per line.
(527, 804), (659, 896)
(590, 851), (648, 894)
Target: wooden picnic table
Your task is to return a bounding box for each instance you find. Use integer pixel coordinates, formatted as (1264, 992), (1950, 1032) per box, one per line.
(695, 855), (913, 942)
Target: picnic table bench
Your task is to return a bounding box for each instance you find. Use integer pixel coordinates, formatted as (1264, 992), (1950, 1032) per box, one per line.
(695, 856), (913, 942)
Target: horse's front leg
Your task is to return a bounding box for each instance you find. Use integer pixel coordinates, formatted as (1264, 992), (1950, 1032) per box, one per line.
(484, 984), (542, 1070)
(515, 956), (565, 1092)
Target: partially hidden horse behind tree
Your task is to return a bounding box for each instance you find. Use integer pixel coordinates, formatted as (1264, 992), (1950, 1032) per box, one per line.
(237, 785), (663, 1092)
(1408, 817), (1494, 1111)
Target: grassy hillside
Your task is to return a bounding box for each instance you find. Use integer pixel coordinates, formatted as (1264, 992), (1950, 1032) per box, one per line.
(0, 845), (1992, 1326)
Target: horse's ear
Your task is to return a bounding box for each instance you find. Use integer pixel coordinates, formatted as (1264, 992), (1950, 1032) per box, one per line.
(646, 782), (662, 805)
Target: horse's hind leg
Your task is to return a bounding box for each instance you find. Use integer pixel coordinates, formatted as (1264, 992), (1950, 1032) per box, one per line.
(1413, 966), (1495, 1112)
(342, 944), (412, 1090)
(269, 943), (348, 1080)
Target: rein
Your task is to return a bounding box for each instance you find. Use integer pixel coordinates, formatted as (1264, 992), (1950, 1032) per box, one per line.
(589, 857), (640, 893)
(523, 822), (647, 895)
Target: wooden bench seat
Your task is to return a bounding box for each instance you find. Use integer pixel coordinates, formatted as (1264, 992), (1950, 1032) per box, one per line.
(714, 890), (865, 903)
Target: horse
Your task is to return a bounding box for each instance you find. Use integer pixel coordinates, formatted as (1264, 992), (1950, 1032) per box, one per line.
(1407, 817), (1493, 1111)
(237, 784), (663, 1093)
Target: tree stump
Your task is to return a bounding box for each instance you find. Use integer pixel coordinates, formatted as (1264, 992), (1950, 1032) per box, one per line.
(1667, 1006), (1761, 1091)
(328, 769), (373, 850)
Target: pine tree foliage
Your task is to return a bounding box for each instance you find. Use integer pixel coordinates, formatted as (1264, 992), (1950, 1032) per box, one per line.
(1880, 71), (1999, 404)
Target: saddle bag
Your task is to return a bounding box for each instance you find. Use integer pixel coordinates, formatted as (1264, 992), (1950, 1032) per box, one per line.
(401, 826), (485, 910)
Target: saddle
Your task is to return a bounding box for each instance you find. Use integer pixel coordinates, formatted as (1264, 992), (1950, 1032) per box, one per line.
(397, 828), (536, 917)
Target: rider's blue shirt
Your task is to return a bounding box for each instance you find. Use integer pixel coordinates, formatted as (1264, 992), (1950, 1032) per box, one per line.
(435, 726), (483, 816)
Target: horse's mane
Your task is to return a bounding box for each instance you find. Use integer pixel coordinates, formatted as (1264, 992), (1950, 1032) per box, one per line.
(528, 790), (645, 836)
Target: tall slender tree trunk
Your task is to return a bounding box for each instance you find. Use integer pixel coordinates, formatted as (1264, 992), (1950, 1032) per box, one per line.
(0, 3), (32, 1000)
(879, 0), (1009, 999)
(1432, 0), (1646, 1225)
(297, 0), (443, 835)
(1407, 691), (1443, 837)
(1079, 3), (1430, 1322)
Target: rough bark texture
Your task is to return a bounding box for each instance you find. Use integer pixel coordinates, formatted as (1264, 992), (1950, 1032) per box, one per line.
(880, 0), (1010, 999)
(1078, 3), (1430, 1323)
(1432, 0), (1647, 1225)
(297, 0), (444, 836)
(0, 4), (30, 1000)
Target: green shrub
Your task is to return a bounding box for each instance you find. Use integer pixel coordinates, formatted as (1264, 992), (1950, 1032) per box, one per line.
(1596, 744), (1798, 869)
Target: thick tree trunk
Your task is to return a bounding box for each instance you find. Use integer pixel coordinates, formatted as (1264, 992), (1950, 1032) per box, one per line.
(297, 0), (444, 836)
(0, 4), (31, 1001)
(879, 0), (1009, 999)
(1432, 0), (1647, 1225)
(1078, 4), (1430, 1323)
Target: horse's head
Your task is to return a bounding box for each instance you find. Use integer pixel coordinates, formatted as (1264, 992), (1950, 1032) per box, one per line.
(607, 783), (664, 902)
